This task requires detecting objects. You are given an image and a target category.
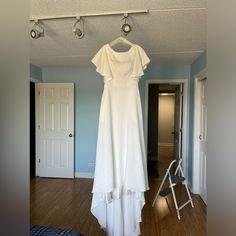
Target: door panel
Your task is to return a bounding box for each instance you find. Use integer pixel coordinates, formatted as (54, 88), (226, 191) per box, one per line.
(38, 83), (74, 178)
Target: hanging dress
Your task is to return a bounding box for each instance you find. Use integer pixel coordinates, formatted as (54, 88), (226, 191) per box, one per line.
(91, 43), (150, 236)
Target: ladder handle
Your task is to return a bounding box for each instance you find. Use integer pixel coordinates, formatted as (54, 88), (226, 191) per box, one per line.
(152, 160), (177, 207)
(174, 158), (182, 175)
(168, 159), (178, 172)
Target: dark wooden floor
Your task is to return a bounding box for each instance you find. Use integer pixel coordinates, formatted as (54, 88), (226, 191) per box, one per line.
(30, 177), (206, 236)
(148, 146), (174, 179)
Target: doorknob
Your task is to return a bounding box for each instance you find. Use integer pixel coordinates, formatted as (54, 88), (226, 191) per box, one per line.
(199, 134), (202, 140)
(69, 133), (73, 137)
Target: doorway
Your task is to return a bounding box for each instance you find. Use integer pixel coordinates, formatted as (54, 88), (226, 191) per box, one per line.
(30, 82), (36, 177)
(145, 80), (187, 180)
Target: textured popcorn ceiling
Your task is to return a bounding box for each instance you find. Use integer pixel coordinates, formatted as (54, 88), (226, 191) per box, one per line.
(30, 0), (206, 67)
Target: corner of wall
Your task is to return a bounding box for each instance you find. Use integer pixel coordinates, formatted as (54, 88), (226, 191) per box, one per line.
(30, 64), (42, 81)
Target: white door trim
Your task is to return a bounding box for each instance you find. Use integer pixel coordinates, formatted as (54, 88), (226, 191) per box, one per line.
(35, 83), (40, 176)
(192, 68), (207, 193)
(144, 79), (188, 179)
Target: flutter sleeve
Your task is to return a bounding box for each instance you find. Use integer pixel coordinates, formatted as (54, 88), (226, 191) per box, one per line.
(131, 45), (150, 79)
(91, 45), (113, 81)
(139, 46), (150, 71)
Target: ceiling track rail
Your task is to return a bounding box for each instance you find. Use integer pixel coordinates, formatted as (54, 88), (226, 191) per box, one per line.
(149, 7), (206, 13)
(29, 7), (206, 22)
(30, 9), (149, 22)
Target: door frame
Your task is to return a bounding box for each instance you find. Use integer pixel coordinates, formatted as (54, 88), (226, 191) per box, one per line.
(35, 82), (41, 176)
(192, 68), (207, 194)
(30, 77), (40, 176)
(145, 79), (188, 178)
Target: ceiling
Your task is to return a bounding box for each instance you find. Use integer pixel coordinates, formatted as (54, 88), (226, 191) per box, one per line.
(158, 84), (178, 92)
(30, 0), (206, 68)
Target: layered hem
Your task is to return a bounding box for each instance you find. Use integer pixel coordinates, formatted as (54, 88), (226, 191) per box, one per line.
(91, 188), (146, 236)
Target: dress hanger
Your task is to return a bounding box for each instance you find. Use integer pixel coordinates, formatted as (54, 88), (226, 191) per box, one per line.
(109, 36), (135, 47)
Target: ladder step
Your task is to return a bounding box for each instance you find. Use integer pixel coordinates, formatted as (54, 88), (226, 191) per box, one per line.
(170, 175), (185, 184)
(178, 199), (192, 211)
(159, 187), (171, 197)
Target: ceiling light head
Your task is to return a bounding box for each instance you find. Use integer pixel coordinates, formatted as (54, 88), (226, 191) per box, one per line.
(72, 17), (85, 39)
(121, 13), (132, 36)
(73, 28), (84, 38)
(30, 20), (44, 39)
(122, 23), (132, 35)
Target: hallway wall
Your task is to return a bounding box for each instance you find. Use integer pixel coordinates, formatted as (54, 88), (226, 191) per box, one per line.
(158, 95), (175, 145)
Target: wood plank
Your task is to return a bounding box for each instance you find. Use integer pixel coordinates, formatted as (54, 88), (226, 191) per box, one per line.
(30, 177), (206, 236)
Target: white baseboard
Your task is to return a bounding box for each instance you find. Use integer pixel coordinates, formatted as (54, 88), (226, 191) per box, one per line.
(158, 142), (174, 147)
(75, 172), (94, 179)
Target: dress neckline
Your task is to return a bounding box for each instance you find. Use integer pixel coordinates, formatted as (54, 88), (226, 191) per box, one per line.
(106, 43), (136, 55)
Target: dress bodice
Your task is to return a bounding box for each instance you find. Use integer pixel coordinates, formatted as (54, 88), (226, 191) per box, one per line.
(92, 44), (150, 84)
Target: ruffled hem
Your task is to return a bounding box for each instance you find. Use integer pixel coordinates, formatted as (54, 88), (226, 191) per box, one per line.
(91, 188), (146, 236)
(92, 187), (145, 203)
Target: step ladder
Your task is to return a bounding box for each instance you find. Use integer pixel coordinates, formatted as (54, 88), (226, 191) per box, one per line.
(152, 159), (194, 220)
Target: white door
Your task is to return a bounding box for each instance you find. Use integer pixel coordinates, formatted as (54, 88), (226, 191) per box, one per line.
(199, 78), (207, 203)
(173, 84), (183, 161)
(38, 83), (74, 178)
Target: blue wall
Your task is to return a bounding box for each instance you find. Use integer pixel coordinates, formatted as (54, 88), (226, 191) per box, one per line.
(43, 67), (103, 173)
(141, 64), (190, 115)
(30, 64), (42, 81)
(33, 54), (207, 183)
(188, 51), (207, 184)
(191, 51), (206, 78)
(43, 64), (192, 175)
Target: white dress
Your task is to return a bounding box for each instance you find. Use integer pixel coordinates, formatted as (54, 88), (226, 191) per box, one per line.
(91, 43), (150, 236)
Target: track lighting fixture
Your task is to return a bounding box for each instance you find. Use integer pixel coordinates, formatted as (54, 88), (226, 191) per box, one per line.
(30, 10), (149, 39)
(121, 13), (132, 36)
(30, 20), (44, 39)
(72, 17), (85, 39)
